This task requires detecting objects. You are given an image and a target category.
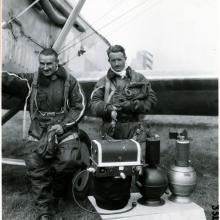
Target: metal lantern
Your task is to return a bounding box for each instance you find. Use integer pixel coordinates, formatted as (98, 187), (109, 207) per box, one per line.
(168, 135), (197, 203)
(136, 135), (168, 206)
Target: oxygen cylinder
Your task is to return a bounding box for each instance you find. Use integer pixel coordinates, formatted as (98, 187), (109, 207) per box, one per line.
(136, 135), (168, 206)
(168, 135), (197, 203)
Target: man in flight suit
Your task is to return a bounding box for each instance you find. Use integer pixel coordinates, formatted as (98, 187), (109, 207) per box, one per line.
(90, 45), (157, 209)
(3, 48), (86, 220)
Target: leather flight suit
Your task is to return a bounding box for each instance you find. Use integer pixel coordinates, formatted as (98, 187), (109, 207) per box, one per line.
(3, 67), (86, 216)
(90, 66), (157, 209)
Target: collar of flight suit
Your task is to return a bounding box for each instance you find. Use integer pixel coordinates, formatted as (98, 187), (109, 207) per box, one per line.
(107, 66), (133, 80)
(38, 65), (67, 86)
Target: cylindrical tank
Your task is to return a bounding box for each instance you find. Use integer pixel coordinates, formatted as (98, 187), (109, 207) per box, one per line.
(145, 135), (160, 166)
(168, 136), (197, 203)
(168, 165), (197, 203)
(136, 135), (168, 206)
(175, 137), (190, 166)
(136, 165), (168, 206)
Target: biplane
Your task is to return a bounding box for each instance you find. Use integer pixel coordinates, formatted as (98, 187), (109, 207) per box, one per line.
(2, 0), (218, 196)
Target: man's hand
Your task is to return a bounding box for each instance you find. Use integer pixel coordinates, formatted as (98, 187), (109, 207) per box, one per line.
(111, 110), (117, 121)
(106, 104), (121, 116)
(48, 124), (64, 135)
(118, 100), (133, 112)
(111, 104), (122, 111)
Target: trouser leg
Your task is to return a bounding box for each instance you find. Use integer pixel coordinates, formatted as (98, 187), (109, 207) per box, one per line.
(52, 138), (82, 199)
(25, 145), (54, 215)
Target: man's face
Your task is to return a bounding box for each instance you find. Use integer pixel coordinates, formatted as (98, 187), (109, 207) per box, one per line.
(108, 52), (126, 72)
(39, 54), (58, 77)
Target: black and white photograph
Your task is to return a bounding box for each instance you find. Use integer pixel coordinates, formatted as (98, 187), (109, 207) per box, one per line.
(2, 0), (218, 220)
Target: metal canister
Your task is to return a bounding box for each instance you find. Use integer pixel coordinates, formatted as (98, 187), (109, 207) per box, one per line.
(175, 136), (190, 166)
(168, 165), (197, 203)
(145, 135), (160, 166)
(168, 136), (197, 203)
(136, 165), (168, 206)
(136, 134), (168, 206)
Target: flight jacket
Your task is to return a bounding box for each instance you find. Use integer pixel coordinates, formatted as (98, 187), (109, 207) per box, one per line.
(2, 66), (86, 139)
(90, 66), (157, 122)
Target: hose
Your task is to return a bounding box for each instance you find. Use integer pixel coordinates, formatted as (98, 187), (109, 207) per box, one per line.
(72, 169), (137, 215)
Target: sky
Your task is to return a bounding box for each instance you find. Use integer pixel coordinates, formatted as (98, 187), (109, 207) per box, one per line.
(69, 0), (219, 73)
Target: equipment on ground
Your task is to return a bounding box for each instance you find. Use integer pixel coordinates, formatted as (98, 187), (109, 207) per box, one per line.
(90, 139), (142, 178)
(90, 138), (142, 210)
(72, 129), (197, 214)
(136, 135), (168, 206)
(168, 131), (197, 203)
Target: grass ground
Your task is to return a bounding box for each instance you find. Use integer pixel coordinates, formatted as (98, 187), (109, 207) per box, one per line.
(2, 112), (218, 220)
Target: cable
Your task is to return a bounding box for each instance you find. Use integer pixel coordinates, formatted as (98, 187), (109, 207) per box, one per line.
(104, 0), (163, 39)
(88, 0), (126, 26)
(58, 0), (151, 54)
(60, 0), (162, 65)
(72, 169), (137, 215)
(60, 54), (79, 66)
(9, 18), (45, 48)
(60, 0), (127, 51)
(3, 0), (40, 26)
(59, 0), (148, 54)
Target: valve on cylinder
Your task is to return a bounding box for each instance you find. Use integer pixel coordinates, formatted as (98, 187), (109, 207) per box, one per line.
(168, 130), (197, 203)
(136, 134), (168, 206)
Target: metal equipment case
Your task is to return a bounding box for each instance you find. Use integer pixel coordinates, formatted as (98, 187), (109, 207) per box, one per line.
(91, 139), (142, 177)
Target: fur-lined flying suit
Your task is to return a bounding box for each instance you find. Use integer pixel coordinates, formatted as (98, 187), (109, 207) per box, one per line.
(89, 66), (157, 209)
(2, 66), (86, 216)
(90, 66), (157, 138)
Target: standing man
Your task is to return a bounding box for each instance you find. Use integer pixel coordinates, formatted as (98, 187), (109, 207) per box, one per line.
(3, 48), (86, 220)
(90, 45), (157, 209)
